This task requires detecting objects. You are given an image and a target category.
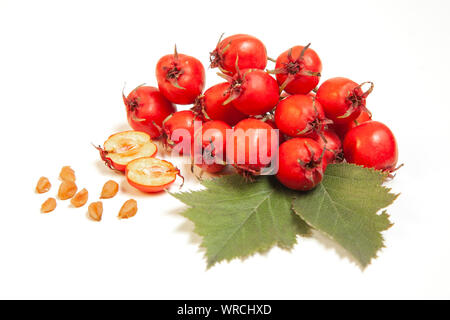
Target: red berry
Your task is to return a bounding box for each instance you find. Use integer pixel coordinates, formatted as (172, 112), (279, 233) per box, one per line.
(272, 44), (322, 95)
(343, 121), (398, 171)
(274, 94), (329, 138)
(156, 46), (205, 105)
(193, 83), (247, 126)
(276, 138), (327, 191)
(316, 77), (373, 125)
(221, 69), (279, 116)
(123, 85), (176, 139)
(210, 34), (267, 75)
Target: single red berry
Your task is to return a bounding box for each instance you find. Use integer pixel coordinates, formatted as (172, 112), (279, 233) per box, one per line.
(219, 67), (279, 116)
(123, 85), (176, 138)
(276, 138), (327, 191)
(316, 77), (373, 125)
(192, 83), (247, 126)
(156, 46), (205, 105)
(209, 34), (267, 75)
(270, 44), (322, 95)
(343, 121), (398, 171)
(275, 94), (330, 138)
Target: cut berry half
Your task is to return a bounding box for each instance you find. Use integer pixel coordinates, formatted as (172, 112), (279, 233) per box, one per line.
(125, 157), (183, 193)
(95, 131), (157, 172)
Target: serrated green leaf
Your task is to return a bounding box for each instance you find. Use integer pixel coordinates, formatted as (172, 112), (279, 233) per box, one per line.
(292, 163), (398, 268)
(171, 175), (310, 268)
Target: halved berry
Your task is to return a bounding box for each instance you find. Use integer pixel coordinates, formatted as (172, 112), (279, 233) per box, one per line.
(95, 131), (157, 172)
(126, 157), (183, 193)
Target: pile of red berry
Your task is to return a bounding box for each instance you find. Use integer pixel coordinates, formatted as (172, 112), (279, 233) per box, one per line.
(122, 34), (399, 191)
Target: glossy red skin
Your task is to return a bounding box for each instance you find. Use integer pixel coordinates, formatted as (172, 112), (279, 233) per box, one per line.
(332, 110), (372, 139)
(312, 129), (342, 163)
(156, 53), (205, 105)
(202, 83), (247, 126)
(193, 120), (231, 173)
(276, 138), (327, 191)
(127, 175), (176, 193)
(231, 118), (277, 172)
(124, 86), (176, 138)
(275, 94), (326, 138)
(316, 77), (365, 125)
(231, 69), (279, 116)
(275, 45), (322, 95)
(163, 110), (200, 156)
(343, 121), (398, 171)
(211, 34), (267, 75)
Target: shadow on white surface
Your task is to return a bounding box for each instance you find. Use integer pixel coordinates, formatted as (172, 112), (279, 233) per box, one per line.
(175, 220), (203, 247)
(112, 123), (131, 133)
(311, 229), (363, 270)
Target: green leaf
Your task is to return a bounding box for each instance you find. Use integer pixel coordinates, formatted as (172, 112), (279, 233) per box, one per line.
(171, 175), (310, 268)
(292, 163), (398, 268)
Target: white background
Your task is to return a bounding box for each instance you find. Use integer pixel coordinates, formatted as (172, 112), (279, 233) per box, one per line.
(1, 0), (449, 299)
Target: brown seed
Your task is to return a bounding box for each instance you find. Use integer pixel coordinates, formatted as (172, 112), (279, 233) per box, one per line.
(100, 180), (119, 199)
(59, 166), (76, 182)
(118, 199), (137, 219)
(70, 188), (89, 208)
(36, 177), (51, 193)
(41, 198), (57, 213)
(58, 180), (78, 200)
(88, 201), (103, 221)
